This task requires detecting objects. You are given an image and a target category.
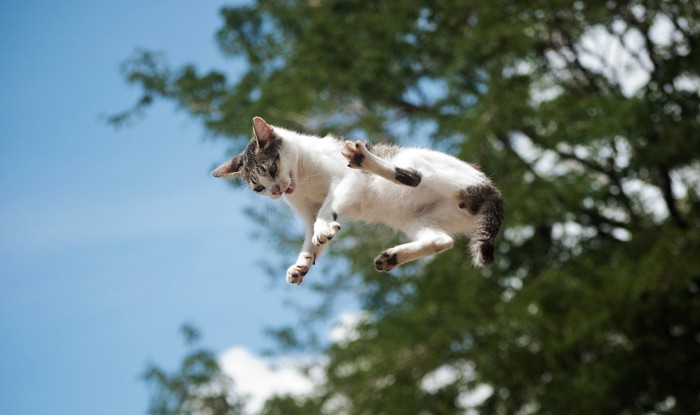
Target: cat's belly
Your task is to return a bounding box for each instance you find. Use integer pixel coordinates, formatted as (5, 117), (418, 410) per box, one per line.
(346, 186), (477, 235)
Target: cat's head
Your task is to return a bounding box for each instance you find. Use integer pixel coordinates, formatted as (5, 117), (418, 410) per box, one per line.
(211, 117), (296, 199)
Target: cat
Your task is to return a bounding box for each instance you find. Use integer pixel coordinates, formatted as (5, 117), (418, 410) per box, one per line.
(212, 117), (504, 285)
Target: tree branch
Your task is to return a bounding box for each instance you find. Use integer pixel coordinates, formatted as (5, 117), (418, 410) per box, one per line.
(497, 132), (631, 232)
(658, 165), (689, 229)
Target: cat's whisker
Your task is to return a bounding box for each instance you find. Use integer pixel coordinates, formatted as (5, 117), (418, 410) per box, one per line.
(267, 201), (275, 229)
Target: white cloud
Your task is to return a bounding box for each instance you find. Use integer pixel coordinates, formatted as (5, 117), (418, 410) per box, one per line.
(673, 74), (700, 94)
(421, 364), (464, 393)
(328, 310), (369, 346)
(537, 14), (686, 100)
(219, 347), (320, 414)
(421, 362), (494, 414)
(621, 178), (669, 221)
(218, 311), (368, 414)
(577, 23), (652, 97)
(220, 310), (505, 414)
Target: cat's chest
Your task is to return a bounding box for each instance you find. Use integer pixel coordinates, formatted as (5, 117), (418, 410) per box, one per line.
(284, 184), (329, 212)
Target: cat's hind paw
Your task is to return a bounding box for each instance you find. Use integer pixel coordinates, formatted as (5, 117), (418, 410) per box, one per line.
(312, 221), (341, 246)
(374, 250), (399, 272)
(342, 140), (370, 169)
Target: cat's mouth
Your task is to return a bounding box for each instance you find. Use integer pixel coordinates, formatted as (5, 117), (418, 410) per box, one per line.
(284, 172), (296, 194)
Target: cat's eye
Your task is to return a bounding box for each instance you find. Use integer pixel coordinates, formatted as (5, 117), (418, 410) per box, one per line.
(269, 161), (278, 178)
(253, 185), (265, 193)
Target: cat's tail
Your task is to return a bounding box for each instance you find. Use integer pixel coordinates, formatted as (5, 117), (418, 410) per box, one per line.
(465, 185), (504, 267)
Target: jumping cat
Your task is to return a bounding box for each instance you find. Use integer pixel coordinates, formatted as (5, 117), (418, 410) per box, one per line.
(212, 117), (504, 285)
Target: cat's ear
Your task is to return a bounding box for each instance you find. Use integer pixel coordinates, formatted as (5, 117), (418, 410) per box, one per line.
(252, 116), (276, 146)
(211, 155), (244, 178)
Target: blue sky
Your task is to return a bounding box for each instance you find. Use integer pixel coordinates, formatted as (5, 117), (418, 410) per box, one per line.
(0, 1), (327, 414)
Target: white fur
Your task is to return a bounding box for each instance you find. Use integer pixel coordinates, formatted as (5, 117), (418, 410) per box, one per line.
(260, 125), (492, 284)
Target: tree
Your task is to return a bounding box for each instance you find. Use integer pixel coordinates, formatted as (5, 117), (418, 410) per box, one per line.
(119, 1), (700, 413)
(142, 325), (247, 415)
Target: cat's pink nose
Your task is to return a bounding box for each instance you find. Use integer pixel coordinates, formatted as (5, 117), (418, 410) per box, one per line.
(271, 184), (282, 195)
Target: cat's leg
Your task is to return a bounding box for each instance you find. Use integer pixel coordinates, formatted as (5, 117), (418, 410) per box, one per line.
(311, 193), (343, 247)
(374, 229), (454, 272)
(312, 217), (341, 246)
(343, 140), (489, 200)
(310, 173), (374, 248)
(285, 203), (334, 285)
(285, 196), (343, 284)
(342, 140), (503, 267)
(287, 224), (339, 285)
(286, 225), (317, 285)
(342, 140), (422, 187)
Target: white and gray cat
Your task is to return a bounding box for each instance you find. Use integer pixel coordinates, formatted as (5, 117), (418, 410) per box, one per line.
(213, 117), (504, 285)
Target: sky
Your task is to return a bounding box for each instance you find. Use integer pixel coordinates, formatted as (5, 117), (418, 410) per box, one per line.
(0, 1), (334, 414)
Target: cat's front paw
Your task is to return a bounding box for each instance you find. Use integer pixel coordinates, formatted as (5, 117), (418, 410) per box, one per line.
(374, 250), (399, 272)
(286, 252), (315, 285)
(286, 263), (308, 285)
(342, 140), (370, 169)
(312, 221), (341, 246)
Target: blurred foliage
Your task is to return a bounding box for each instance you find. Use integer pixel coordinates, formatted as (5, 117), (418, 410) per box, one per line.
(120, 0), (700, 414)
(142, 325), (247, 415)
